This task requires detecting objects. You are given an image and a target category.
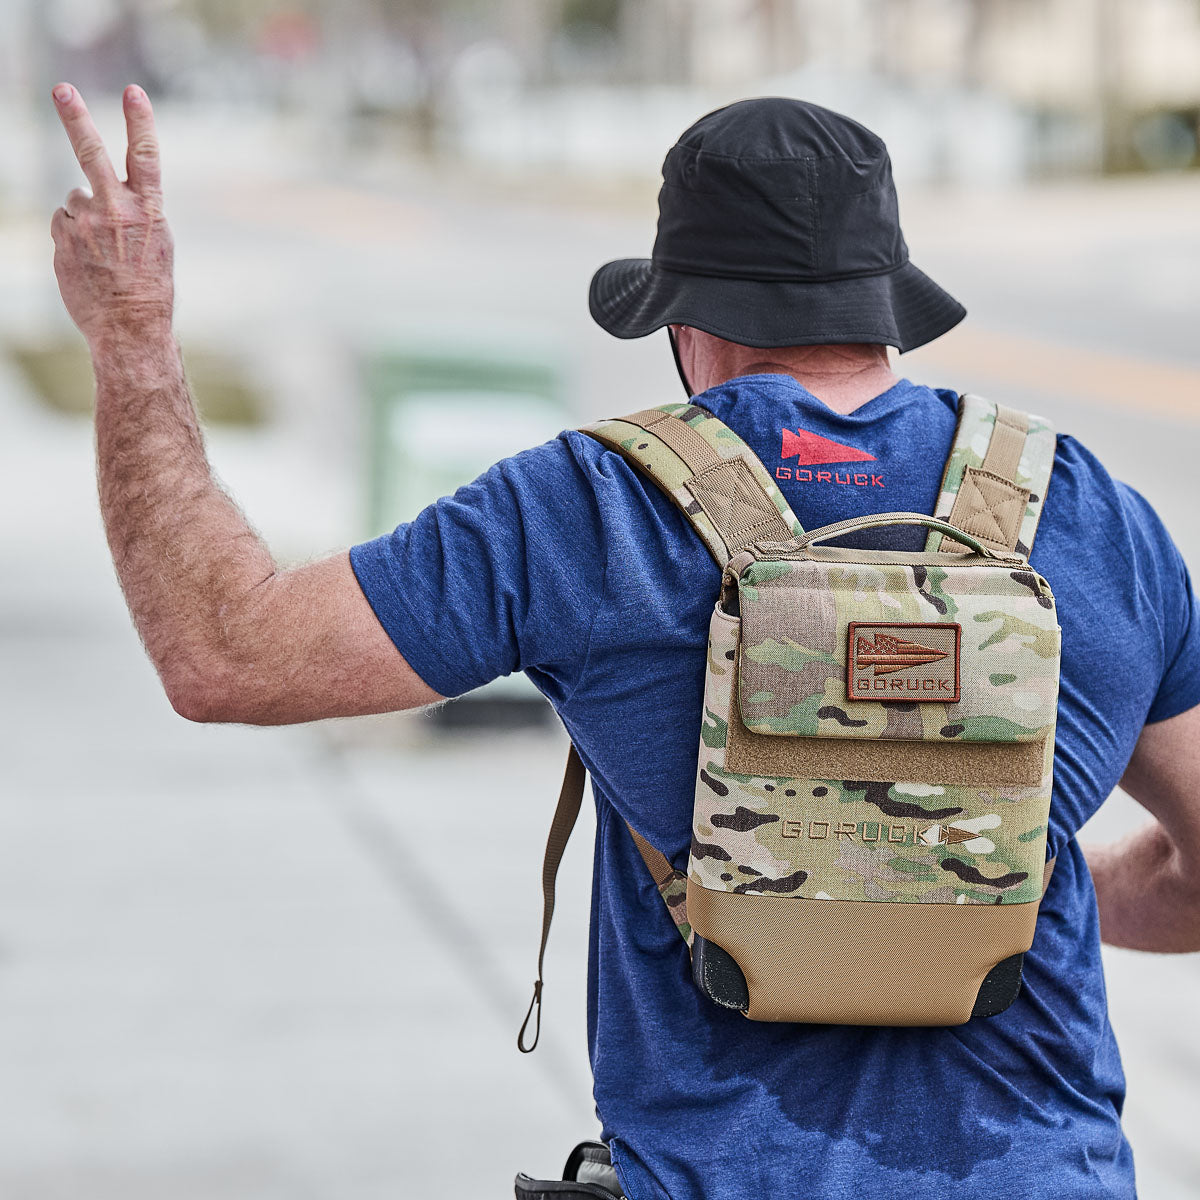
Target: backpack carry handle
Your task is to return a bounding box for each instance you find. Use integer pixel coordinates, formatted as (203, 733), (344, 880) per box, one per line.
(788, 512), (1019, 560)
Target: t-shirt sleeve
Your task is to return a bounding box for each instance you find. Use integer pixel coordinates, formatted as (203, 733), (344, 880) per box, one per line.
(1116, 482), (1200, 723)
(348, 432), (608, 703)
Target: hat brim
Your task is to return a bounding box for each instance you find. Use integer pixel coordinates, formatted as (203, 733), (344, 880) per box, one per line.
(589, 258), (965, 353)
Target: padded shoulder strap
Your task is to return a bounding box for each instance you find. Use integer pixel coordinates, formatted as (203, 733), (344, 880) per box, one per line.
(580, 402), (804, 565)
(524, 403), (798, 1037)
(925, 393), (1056, 557)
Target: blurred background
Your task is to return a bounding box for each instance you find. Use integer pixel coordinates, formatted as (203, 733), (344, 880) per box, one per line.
(1, 0), (1198, 1196)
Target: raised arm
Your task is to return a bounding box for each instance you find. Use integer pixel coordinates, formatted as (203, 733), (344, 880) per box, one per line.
(49, 83), (441, 724)
(1084, 703), (1200, 952)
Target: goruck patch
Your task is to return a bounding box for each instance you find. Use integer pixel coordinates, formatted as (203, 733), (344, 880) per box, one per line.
(847, 621), (961, 703)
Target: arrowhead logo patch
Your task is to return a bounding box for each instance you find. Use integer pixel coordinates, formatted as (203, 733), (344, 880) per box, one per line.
(854, 633), (949, 676)
(780, 428), (877, 467)
(847, 622), (961, 703)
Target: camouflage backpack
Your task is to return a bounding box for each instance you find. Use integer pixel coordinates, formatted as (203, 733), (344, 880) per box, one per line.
(518, 395), (1059, 1049)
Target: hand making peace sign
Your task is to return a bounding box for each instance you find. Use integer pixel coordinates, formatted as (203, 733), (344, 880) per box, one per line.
(49, 83), (175, 348)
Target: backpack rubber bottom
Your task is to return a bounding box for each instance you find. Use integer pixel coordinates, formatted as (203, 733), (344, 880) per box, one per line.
(687, 880), (1039, 1025)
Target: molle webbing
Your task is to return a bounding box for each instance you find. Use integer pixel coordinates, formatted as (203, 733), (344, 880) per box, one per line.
(926, 394), (1057, 557)
(580, 403), (804, 564)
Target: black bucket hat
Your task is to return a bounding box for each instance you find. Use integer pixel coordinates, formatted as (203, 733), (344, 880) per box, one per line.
(589, 97), (965, 352)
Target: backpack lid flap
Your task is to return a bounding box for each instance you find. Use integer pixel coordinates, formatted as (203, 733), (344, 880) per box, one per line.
(735, 555), (1059, 745)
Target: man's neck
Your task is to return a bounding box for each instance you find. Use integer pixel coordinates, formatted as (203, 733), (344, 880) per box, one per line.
(697, 344), (901, 415)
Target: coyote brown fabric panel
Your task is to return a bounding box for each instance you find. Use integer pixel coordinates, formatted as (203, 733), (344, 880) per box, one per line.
(687, 883), (1039, 1024)
(579, 402), (804, 564)
(948, 470), (1030, 554)
(925, 395), (1057, 557)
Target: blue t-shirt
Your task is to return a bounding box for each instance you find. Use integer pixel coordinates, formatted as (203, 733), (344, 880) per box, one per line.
(351, 374), (1200, 1200)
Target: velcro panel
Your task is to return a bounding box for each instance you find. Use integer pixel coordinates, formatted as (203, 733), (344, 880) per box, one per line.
(724, 700), (1047, 787)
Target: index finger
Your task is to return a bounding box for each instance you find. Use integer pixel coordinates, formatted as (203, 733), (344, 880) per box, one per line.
(52, 83), (120, 199)
(122, 85), (161, 198)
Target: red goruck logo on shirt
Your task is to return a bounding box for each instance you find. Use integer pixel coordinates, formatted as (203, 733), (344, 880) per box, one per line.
(776, 427), (884, 488)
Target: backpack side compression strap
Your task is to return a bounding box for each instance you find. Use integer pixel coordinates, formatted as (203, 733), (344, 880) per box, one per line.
(579, 402), (805, 562)
(925, 394), (1057, 556)
(518, 741), (691, 1052)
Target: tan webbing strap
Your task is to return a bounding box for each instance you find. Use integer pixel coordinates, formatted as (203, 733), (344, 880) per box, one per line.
(628, 822), (693, 947)
(626, 822), (675, 887)
(622, 407), (795, 557)
(519, 742), (686, 1052)
(583, 405), (801, 565)
(623, 408), (723, 474)
(981, 405), (1029, 480)
(518, 742), (586, 1053)
(940, 397), (1034, 556)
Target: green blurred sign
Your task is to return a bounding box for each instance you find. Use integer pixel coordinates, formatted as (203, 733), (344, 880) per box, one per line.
(363, 349), (567, 538)
(361, 346), (569, 711)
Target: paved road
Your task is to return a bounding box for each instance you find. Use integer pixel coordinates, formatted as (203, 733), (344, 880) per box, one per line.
(1, 104), (1198, 1197)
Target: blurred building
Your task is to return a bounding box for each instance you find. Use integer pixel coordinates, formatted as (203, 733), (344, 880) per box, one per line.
(4, 0), (1200, 187)
(607, 0), (1200, 170)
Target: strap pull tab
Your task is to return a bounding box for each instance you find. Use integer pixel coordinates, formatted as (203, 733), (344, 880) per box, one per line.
(517, 742), (586, 1053)
(517, 979), (543, 1053)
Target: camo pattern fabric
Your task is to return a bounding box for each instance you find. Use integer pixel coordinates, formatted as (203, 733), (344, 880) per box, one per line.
(737, 557), (1060, 743)
(924, 393), (1056, 557)
(580, 402), (804, 563)
(657, 870), (694, 947)
(691, 602), (1054, 905)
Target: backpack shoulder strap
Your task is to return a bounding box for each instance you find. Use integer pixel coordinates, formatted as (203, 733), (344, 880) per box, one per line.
(925, 393), (1057, 557)
(523, 404), (790, 1050)
(579, 402), (804, 565)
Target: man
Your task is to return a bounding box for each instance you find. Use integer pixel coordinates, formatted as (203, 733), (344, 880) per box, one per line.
(50, 84), (1200, 1199)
